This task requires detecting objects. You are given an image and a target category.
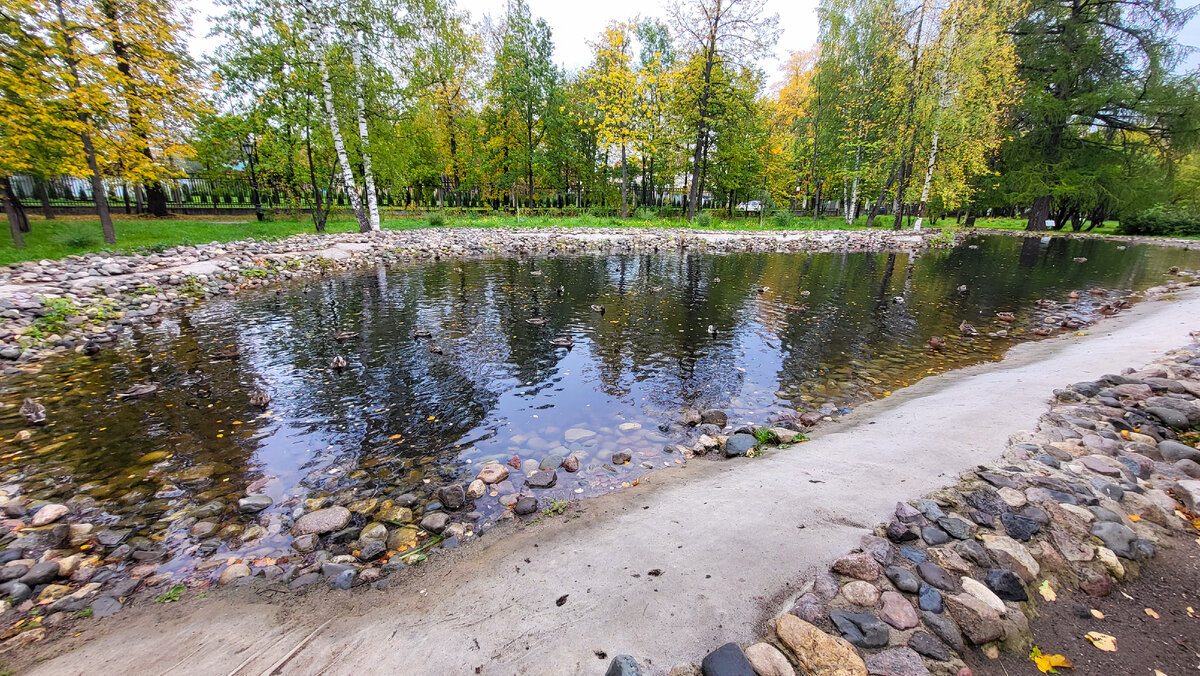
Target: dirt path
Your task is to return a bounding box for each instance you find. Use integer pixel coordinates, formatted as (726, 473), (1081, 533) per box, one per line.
(15, 289), (1200, 676)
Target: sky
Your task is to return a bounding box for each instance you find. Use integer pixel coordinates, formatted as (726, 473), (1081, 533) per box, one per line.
(186, 0), (820, 80)
(186, 0), (1199, 77)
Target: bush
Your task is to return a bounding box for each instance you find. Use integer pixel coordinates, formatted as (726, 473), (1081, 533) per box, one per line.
(694, 211), (714, 228)
(1116, 207), (1200, 237)
(64, 234), (99, 249)
(772, 211), (795, 228)
(428, 212), (447, 227)
(633, 207), (657, 220)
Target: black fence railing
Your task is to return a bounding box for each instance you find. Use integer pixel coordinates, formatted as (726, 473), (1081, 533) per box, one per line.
(9, 174), (836, 218)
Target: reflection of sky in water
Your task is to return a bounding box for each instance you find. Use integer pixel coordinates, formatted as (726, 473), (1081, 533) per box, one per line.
(2, 236), (1198, 572)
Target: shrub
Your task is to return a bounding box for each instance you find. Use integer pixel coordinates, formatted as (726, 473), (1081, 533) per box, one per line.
(633, 207), (657, 220)
(694, 211), (714, 228)
(428, 212), (447, 227)
(772, 210), (795, 228)
(1116, 207), (1200, 237)
(64, 234), (99, 250)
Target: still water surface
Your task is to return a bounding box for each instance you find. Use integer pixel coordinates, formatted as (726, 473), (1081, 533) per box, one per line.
(3, 235), (1198, 574)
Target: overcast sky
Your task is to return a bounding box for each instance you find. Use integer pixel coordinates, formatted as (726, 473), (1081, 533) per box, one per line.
(186, 0), (1199, 79)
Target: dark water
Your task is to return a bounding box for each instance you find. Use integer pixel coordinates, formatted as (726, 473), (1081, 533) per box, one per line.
(2, 235), (1198, 575)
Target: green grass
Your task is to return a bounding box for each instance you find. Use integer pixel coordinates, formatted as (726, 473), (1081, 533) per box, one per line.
(0, 210), (1156, 266)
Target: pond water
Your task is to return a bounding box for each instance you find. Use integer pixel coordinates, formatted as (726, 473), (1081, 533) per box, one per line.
(2, 235), (1199, 577)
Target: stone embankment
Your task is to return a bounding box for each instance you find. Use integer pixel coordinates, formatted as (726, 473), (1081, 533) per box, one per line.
(606, 337), (1200, 676)
(0, 227), (940, 367)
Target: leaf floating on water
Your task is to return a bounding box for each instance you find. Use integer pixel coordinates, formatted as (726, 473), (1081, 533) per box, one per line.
(1030, 646), (1073, 673)
(1084, 631), (1117, 652)
(1145, 608), (1160, 619)
(1038, 580), (1057, 602)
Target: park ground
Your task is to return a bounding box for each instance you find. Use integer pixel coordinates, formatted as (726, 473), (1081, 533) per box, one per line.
(0, 211), (1129, 267)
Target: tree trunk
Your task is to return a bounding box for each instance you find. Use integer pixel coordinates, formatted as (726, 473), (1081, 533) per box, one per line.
(55, 0), (115, 244)
(846, 143), (862, 227)
(351, 32), (380, 231)
(687, 29), (718, 222)
(1, 177), (28, 248)
(866, 163), (899, 229)
(35, 179), (54, 220)
(1026, 195), (1051, 231)
(317, 44), (369, 232)
(913, 126), (940, 229)
(305, 125), (326, 233)
(620, 143), (628, 219)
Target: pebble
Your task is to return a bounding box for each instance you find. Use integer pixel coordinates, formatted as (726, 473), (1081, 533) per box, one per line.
(419, 513), (450, 533)
(833, 552), (881, 581)
(828, 609), (890, 648)
(864, 648), (931, 676)
(514, 496), (538, 515)
(878, 591), (919, 629)
(525, 470), (558, 489)
(884, 566), (920, 593)
(908, 631), (951, 661)
(605, 655), (643, 676)
(842, 580), (880, 606)
(30, 503), (68, 527)
(218, 563), (250, 584)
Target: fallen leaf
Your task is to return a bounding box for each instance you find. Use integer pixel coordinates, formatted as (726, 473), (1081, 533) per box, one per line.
(1085, 631), (1117, 652)
(1127, 514), (1140, 522)
(1187, 606), (1196, 618)
(1030, 646), (1074, 674)
(1090, 609), (1105, 619)
(1155, 670), (1169, 676)
(1038, 580), (1057, 602)
(1145, 608), (1160, 619)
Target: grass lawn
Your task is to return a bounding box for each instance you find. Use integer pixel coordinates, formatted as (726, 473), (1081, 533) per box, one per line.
(0, 210), (1128, 267)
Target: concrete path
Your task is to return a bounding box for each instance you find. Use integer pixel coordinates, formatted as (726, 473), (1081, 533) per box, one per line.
(25, 289), (1200, 676)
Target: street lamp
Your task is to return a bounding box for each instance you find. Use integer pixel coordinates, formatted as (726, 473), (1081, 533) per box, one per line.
(241, 136), (264, 222)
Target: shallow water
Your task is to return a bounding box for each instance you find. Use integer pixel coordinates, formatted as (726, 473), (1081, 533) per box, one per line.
(2, 235), (1198, 575)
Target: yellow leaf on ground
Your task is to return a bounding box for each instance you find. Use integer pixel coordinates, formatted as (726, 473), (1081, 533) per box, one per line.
(1128, 514), (1141, 522)
(1085, 632), (1118, 652)
(1039, 580), (1057, 602)
(1145, 608), (1160, 619)
(1090, 609), (1105, 619)
(1155, 670), (1169, 676)
(1032, 651), (1074, 673)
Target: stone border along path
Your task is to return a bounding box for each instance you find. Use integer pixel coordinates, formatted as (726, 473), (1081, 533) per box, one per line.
(0, 226), (939, 367)
(6, 283), (1199, 674)
(633, 311), (1200, 676)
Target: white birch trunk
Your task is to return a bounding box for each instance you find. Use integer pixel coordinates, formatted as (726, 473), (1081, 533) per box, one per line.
(352, 31), (380, 231)
(912, 126), (940, 230)
(316, 42), (369, 232)
(847, 144), (862, 226)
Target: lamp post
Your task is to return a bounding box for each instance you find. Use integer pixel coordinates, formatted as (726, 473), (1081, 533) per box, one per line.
(241, 136), (264, 222)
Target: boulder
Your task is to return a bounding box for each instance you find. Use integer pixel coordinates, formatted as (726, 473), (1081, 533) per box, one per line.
(775, 614), (868, 676)
(743, 643), (795, 676)
(700, 643), (754, 676)
(724, 434), (758, 457)
(293, 506), (351, 535)
(944, 593), (1004, 645)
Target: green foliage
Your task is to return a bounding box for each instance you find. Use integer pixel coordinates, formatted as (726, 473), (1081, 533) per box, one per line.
(694, 212), (714, 228)
(772, 210), (795, 228)
(753, 427), (776, 445)
(1116, 208), (1200, 237)
(633, 207), (657, 220)
(428, 212), (447, 226)
(542, 499), (569, 516)
(155, 584), (186, 603)
(929, 223), (959, 248)
(26, 297), (79, 341)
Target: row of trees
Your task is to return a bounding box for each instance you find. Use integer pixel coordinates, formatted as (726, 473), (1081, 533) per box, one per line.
(1, 0), (1198, 246)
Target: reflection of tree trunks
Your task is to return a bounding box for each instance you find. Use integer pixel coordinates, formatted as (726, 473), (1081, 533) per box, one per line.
(1018, 236), (1041, 268)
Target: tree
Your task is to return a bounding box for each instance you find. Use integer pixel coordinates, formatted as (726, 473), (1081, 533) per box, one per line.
(669, 0), (779, 220)
(484, 0), (555, 206)
(1004, 0), (1200, 230)
(584, 21), (641, 219)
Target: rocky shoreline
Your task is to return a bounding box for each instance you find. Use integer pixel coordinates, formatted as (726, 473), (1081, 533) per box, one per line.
(595, 337), (1200, 676)
(0, 227), (945, 368)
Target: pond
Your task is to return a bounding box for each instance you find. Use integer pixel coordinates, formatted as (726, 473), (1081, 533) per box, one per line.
(2, 235), (1199, 579)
